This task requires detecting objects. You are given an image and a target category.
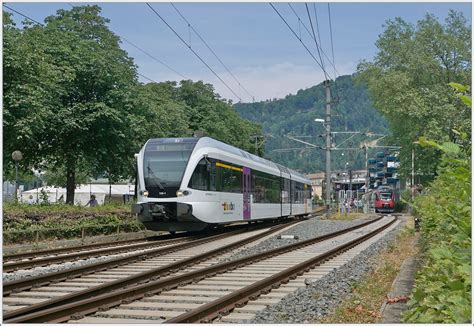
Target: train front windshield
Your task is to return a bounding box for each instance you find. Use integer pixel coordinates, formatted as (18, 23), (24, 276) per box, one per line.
(143, 141), (196, 198)
(380, 192), (392, 200)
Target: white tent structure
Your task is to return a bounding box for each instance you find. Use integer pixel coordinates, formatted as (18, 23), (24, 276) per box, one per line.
(20, 184), (135, 206)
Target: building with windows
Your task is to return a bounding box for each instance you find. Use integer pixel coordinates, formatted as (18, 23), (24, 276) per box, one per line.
(306, 172), (325, 199)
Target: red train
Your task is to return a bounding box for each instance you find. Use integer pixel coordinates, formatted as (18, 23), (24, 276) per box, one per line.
(374, 187), (395, 213)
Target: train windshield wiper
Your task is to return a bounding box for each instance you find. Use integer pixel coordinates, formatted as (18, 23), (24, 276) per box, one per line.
(146, 165), (165, 190)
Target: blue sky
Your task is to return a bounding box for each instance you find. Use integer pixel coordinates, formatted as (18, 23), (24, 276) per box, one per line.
(4, 2), (471, 102)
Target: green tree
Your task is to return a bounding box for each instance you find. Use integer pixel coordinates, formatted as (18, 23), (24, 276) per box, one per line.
(357, 11), (471, 183)
(3, 6), (139, 204)
(135, 79), (263, 155)
(235, 75), (389, 172)
(404, 88), (471, 322)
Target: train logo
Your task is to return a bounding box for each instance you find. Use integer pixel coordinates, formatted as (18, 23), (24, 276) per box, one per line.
(222, 201), (235, 211)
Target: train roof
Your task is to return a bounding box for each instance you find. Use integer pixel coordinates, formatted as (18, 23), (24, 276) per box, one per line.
(145, 137), (310, 183)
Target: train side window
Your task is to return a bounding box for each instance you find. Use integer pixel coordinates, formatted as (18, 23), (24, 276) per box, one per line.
(221, 168), (233, 193)
(270, 176), (281, 203)
(252, 173), (265, 203)
(233, 170), (242, 193)
(252, 171), (280, 203)
(291, 181), (296, 203)
(216, 161), (243, 194)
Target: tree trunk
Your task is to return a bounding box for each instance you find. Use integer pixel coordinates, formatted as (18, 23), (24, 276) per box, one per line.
(66, 162), (76, 205)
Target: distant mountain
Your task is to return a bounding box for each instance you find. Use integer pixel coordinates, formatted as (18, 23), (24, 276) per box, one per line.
(234, 75), (389, 173)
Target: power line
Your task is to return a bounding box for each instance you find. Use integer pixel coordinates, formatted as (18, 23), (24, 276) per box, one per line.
(120, 36), (188, 79)
(170, 3), (253, 101)
(269, 3), (326, 75)
(287, 3), (340, 80)
(137, 72), (159, 83)
(67, 4), (187, 80)
(146, 2), (242, 102)
(311, 3), (340, 80)
(3, 6), (158, 86)
(11, 3), (180, 83)
(312, 3), (325, 70)
(287, 3), (328, 79)
(3, 4), (44, 26)
(327, 3), (337, 82)
(304, 3), (328, 80)
(286, 3), (335, 80)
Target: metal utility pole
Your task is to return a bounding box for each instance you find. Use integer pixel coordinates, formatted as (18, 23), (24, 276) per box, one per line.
(251, 135), (264, 156)
(324, 80), (331, 215)
(364, 145), (369, 213)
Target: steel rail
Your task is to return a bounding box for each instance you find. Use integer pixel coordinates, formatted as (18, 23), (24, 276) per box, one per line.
(3, 236), (194, 272)
(4, 217), (381, 323)
(3, 232), (190, 262)
(3, 220), (298, 322)
(167, 217), (396, 323)
(3, 225), (251, 295)
(3, 220), (294, 295)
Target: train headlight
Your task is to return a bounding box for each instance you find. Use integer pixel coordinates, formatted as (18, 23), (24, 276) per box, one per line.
(143, 190), (149, 197)
(176, 190), (191, 197)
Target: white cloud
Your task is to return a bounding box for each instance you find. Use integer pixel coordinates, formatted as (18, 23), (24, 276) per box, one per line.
(242, 62), (358, 102)
(139, 61), (357, 103)
(201, 62), (356, 103)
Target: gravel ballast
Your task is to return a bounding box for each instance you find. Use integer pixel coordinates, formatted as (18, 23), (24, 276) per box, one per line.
(2, 248), (158, 283)
(219, 215), (377, 264)
(250, 216), (406, 323)
(3, 213), (404, 322)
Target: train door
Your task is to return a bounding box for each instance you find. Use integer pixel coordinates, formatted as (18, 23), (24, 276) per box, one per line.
(242, 167), (251, 220)
(280, 172), (283, 218)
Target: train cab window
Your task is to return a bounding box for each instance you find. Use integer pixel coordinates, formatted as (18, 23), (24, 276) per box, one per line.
(143, 140), (196, 198)
(189, 159), (209, 191)
(380, 192), (392, 200)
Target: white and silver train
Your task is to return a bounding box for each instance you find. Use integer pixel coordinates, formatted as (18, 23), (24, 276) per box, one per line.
(132, 137), (312, 233)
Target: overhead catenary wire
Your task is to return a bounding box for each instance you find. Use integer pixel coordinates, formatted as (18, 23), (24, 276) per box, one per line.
(304, 3), (328, 80)
(146, 2), (242, 102)
(325, 3), (340, 104)
(120, 36), (188, 79)
(269, 3), (326, 75)
(3, 4), (44, 26)
(137, 72), (160, 83)
(286, 3), (334, 80)
(327, 3), (337, 82)
(10, 3), (181, 83)
(312, 3), (325, 71)
(66, 3), (187, 80)
(288, 2), (341, 80)
(170, 3), (254, 101)
(311, 3), (340, 79)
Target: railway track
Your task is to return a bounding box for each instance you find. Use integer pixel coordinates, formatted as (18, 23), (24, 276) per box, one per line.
(3, 210), (324, 272)
(3, 219), (299, 320)
(3, 235), (195, 272)
(3, 215), (396, 323)
(3, 233), (182, 263)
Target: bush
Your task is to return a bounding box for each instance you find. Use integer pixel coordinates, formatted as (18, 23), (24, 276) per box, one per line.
(2, 202), (143, 244)
(403, 142), (471, 323)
